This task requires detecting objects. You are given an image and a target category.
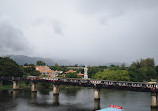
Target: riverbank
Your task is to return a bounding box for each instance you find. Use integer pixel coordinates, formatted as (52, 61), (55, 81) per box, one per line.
(0, 82), (29, 90)
(0, 82), (84, 90)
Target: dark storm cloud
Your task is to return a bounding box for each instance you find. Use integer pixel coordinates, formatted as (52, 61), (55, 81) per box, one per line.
(0, 22), (29, 52)
(0, 0), (158, 65)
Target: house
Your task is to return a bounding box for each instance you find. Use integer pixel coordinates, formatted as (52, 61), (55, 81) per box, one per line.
(35, 66), (54, 77)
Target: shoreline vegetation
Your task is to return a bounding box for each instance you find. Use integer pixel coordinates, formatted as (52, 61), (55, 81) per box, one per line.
(0, 82), (83, 90)
(1, 57), (158, 91)
(0, 82), (30, 90)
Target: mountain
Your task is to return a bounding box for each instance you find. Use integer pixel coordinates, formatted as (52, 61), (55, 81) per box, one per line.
(5, 55), (70, 66)
(3, 55), (124, 66)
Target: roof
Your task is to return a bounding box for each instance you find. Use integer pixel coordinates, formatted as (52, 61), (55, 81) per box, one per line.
(77, 72), (84, 76)
(65, 70), (76, 74)
(35, 66), (53, 74)
(54, 70), (60, 73)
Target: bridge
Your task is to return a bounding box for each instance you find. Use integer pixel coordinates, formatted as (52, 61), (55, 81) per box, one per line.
(0, 76), (158, 108)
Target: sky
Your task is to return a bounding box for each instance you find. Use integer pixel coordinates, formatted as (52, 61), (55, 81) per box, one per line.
(0, 0), (158, 65)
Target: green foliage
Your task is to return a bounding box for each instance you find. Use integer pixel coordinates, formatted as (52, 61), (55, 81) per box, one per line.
(36, 61), (45, 66)
(120, 63), (126, 70)
(145, 67), (157, 81)
(0, 57), (24, 77)
(128, 71), (139, 82)
(41, 74), (48, 77)
(65, 72), (78, 78)
(155, 66), (158, 75)
(23, 66), (41, 77)
(24, 63), (28, 66)
(93, 69), (130, 81)
(128, 58), (157, 82)
(140, 58), (155, 68)
(88, 66), (107, 78)
(50, 63), (67, 72)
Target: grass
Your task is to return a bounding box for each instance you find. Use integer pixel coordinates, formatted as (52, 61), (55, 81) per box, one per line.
(0, 84), (12, 90)
(0, 82), (30, 90)
(0, 82), (85, 90)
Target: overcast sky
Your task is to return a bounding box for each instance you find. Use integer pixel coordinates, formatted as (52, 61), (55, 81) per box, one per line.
(0, 0), (158, 65)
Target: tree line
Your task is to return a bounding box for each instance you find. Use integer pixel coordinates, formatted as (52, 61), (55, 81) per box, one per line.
(0, 57), (158, 82)
(92, 58), (158, 82)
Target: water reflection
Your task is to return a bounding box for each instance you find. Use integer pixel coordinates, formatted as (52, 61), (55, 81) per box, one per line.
(60, 86), (81, 96)
(0, 90), (17, 111)
(53, 95), (60, 106)
(38, 86), (50, 95)
(13, 90), (18, 99)
(94, 99), (100, 110)
(0, 87), (155, 111)
(31, 92), (37, 99)
(151, 107), (158, 111)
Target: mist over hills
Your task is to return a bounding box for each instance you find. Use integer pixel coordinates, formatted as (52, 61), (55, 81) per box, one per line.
(5, 55), (70, 66)
(4, 55), (123, 66)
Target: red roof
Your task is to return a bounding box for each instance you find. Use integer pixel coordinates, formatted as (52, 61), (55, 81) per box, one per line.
(35, 66), (54, 74)
(65, 70), (76, 74)
(77, 72), (84, 77)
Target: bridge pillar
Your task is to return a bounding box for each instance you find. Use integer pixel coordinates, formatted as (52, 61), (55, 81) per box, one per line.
(0, 81), (2, 86)
(151, 92), (157, 108)
(13, 81), (19, 90)
(31, 82), (37, 92)
(94, 88), (100, 100)
(53, 85), (59, 95)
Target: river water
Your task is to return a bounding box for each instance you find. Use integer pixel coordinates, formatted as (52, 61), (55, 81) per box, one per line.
(0, 86), (157, 111)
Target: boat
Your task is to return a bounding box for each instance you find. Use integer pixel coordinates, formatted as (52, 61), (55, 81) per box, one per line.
(97, 105), (124, 111)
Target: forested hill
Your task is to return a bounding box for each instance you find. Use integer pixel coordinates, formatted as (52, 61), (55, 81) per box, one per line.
(4, 55), (122, 66)
(5, 55), (70, 66)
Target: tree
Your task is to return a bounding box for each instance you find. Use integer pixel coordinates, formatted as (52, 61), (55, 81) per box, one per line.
(65, 72), (78, 78)
(130, 61), (141, 69)
(0, 57), (24, 77)
(155, 66), (158, 74)
(23, 66), (41, 77)
(50, 63), (65, 71)
(36, 61), (45, 66)
(93, 69), (130, 81)
(145, 67), (157, 81)
(120, 63), (126, 70)
(24, 63), (28, 66)
(128, 71), (139, 82)
(88, 66), (107, 78)
(145, 58), (155, 68)
(139, 58), (155, 68)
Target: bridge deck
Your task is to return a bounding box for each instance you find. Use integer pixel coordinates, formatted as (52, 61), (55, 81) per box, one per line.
(0, 76), (157, 92)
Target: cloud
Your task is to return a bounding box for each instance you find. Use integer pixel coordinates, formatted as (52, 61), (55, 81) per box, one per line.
(52, 20), (63, 35)
(0, 0), (158, 65)
(0, 19), (30, 54)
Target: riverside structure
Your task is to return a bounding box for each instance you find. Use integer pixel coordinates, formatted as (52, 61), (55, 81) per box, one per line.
(0, 76), (158, 108)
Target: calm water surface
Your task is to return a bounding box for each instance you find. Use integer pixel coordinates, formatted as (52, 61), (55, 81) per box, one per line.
(0, 86), (157, 111)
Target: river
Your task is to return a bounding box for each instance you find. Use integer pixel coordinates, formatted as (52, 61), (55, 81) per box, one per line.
(0, 86), (157, 111)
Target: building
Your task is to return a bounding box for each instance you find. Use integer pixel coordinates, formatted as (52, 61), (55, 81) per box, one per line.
(77, 72), (84, 78)
(35, 66), (54, 77)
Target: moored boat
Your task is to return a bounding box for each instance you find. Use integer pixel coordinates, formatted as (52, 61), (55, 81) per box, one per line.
(97, 105), (124, 111)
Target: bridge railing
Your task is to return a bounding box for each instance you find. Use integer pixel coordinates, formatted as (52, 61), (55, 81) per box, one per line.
(0, 76), (157, 92)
